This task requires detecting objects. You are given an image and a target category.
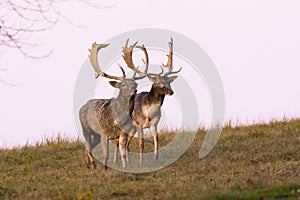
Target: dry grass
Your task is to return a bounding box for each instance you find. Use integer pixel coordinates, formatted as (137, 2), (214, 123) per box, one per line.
(0, 119), (299, 199)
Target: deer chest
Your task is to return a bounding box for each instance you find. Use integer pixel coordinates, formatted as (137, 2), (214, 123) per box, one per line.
(139, 104), (161, 126)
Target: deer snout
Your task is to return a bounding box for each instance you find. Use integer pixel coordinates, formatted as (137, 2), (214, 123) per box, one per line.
(166, 89), (174, 96)
(131, 89), (137, 95)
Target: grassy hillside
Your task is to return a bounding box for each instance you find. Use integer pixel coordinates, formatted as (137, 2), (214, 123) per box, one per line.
(0, 119), (299, 200)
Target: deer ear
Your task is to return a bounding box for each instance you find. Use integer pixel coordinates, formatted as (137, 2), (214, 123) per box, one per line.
(109, 81), (120, 88)
(168, 76), (178, 82)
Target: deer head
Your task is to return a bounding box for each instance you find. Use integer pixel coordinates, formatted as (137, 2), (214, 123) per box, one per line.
(147, 38), (182, 96)
(89, 40), (148, 97)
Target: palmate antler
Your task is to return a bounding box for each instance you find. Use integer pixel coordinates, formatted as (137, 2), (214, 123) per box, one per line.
(135, 44), (149, 74)
(89, 42), (125, 80)
(122, 39), (149, 80)
(162, 38), (182, 76)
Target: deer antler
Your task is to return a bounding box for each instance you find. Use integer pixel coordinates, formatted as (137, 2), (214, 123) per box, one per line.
(162, 38), (182, 76)
(135, 44), (149, 75)
(122, 39), (138, 71)
(162, 37), (173, 72)
(122, 39), (149, 80)
(147, 66), (164, 77)
(89, 42), (125, 80)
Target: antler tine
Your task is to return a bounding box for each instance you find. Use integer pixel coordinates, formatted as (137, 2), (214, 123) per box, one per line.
(122, 39), (148, 80)
(158, 66), (164, 75)
(164, 67), (182, 76)
(118, 64), (126, 79)
(131, 67), (138, 79)
(162, 37), (173, 74)
(147, 66), (164, 77)
(122, 39), (138, 71)
(161, 38), (182, 76)
(89, 42), (124, 80)
(136, 44), (149, 75)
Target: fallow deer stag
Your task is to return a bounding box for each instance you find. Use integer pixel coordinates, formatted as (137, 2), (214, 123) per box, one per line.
(79, 40), (147, 170)
(114, 38), (182, 164)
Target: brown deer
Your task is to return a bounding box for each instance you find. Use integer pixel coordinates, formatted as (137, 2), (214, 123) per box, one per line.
(114, 38), (182, 164)
(79, 40), (147, 170)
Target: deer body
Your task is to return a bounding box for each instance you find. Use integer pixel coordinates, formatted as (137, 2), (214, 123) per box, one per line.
(133, 90), (164, 128)
(126, 76), (178, 163)
(120, 38), (181, 164)
(81, 96), (135, 139)
(80, 81), (136, 170)
(79, 40), (147, 170)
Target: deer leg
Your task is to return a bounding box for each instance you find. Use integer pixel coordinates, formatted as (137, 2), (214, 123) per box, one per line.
(83, 131), (91, 168)
(114, 139), (119, 163)
(101, 135), (109, 170)
(125, 135), (132, 163)
(82, 128), (96, 169)
(119, 132), (127, 168)
(85, 149), (96, 169)
(150, 125), (159, 160)
(84, 149), (91, 168)
(137, 126), (144, 165)
(91, 133), (101, 149)
(126, 127), (136, 163)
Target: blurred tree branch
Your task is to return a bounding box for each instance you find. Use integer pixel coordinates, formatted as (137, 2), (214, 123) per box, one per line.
(0, 0), (115, 86)
(0, 0), (114, 58)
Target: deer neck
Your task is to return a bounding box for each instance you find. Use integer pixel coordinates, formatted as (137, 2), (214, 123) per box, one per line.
(109, 93), (135, 133)
(112, 93), (135, 115)
(148, 85), (165, 106)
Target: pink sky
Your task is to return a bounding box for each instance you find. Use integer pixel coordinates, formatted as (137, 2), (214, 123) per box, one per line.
(1, 0), (300, 147)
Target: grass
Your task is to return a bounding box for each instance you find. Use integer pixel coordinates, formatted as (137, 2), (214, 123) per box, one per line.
(0, 119), (299, 199)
